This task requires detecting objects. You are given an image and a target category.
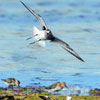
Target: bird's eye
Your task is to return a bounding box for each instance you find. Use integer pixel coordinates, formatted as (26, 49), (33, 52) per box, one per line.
(47, 31), (50, 33)
(46, 29), (51, 33)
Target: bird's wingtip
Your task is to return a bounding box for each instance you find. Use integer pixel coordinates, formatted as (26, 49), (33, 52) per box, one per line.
(79, 57), (85, 62)
(20, 0), (22, 3)
(75, 55), (85, 62)
(62, 47), (85, 62)
(82, 59), (85, 62)
(20, 0), (25, 5)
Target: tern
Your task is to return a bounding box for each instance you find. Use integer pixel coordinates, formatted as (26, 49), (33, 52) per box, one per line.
(20, 1), (84, 62)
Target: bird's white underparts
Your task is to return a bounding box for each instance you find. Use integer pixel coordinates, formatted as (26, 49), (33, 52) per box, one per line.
(32, 26), (46, 47)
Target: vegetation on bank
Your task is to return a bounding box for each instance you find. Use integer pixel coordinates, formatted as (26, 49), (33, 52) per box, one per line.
(0, 95), (100, 100)
(0, 88), (100, 100)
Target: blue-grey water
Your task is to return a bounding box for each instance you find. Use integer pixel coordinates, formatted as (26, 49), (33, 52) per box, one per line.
(0, 0), (100, 95)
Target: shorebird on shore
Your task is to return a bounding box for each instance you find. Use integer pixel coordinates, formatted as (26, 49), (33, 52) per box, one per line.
(39, 95), (51, 100)
(66, 96), (72, 100)
(1, 78), (20, 88)
(43, 82), (67, 94)
(20, 1), (84, 62)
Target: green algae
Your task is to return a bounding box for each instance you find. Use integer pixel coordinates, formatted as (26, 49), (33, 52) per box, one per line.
(0, 96), (100, 100)
(0, 88), (100, 100)
(24, 89), (32, 93)
(91, 89), (100, 94)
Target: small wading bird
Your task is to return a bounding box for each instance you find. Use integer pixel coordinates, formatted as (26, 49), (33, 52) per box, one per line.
(1, 78), (20, 88)
(39, 95), (51, 100)
(39, 95), (72, 100)
(66, 96), (72, 100)
(43, 82), (67, 94)
(20, 1), (84, 62)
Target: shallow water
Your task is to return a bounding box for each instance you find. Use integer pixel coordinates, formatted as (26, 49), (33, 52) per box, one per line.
(0, 0), (100, 95)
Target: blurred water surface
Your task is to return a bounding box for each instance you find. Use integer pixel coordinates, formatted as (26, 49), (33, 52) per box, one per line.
(0, 0), (100, 95)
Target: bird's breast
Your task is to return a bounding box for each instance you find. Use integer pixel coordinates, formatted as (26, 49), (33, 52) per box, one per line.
(39, 31), (47, 40)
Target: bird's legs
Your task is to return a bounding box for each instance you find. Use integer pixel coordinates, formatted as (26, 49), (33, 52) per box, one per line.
(30, 39), (42, 45)
(8, 85), (13, 89)
(26, 34), (38, 40)
(26, 37), (32, 40)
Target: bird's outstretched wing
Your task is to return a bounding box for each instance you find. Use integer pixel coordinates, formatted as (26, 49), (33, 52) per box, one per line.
(20, 1), (48, 30)
(52, 37), (84, 62)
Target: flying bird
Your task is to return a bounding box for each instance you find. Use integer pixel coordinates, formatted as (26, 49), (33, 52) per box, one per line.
(20, 1), (84, 62)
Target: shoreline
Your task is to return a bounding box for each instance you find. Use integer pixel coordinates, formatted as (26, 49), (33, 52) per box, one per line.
(0, 87), (100, 96)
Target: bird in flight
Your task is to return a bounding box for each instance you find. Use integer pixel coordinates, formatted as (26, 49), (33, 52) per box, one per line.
(20, 1), (84, 62)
